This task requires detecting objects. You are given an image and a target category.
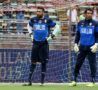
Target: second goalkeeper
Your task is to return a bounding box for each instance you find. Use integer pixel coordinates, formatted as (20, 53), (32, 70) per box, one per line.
(70, 8), (98, 87)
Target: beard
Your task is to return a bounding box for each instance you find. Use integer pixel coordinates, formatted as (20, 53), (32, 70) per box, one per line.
(85, 16), (92, 20)
(37, 15), (43, 18)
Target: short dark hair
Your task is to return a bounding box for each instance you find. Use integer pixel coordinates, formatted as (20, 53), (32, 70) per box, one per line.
(84, 8), (93, 14)
(37, 7), (45, 12)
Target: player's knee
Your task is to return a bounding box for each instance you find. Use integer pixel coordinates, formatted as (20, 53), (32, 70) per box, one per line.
(32, 62), (36, 65)
(42, 59), (48, 64)
(31, 60), (37, 64)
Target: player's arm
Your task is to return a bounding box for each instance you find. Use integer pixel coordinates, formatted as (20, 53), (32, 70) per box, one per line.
(47, 19), (61, 41)
(27, 23), (33, 40)
(74, 23), (80, 52)
(52, 23), (61, 37)
(90, 21), (98, 53)
(95, 22), (98, 43)
(27, 18), (34, 41)
(75, 31), (80, 44)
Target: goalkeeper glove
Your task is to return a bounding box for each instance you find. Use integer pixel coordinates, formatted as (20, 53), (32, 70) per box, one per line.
(90, 43), (98, 53)
(47, 34), (55, 42)
(47, 36), (52, 42)
(74, 43), (79, 53)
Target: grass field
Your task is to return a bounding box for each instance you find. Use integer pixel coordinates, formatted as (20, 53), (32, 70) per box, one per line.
(0, 84), (98, 90)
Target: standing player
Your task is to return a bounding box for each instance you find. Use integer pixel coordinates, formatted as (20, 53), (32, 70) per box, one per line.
(26, 7), (61, 86)
(70, 8), (98, 87)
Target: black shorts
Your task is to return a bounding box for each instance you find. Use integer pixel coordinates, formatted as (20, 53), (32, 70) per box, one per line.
(31, 40), (49, 63)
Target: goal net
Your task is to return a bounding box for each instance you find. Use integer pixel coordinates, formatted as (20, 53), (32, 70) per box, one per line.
(0, 0), (98, 83)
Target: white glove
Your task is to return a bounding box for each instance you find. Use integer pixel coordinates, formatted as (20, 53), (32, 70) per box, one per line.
(30, 34), (33, 41)
(74, 44), (79, 53)
(90, 43), (98, 53)
(47, 36), (52, 42)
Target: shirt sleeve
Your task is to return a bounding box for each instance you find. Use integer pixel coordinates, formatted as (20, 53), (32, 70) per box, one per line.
(95, 21), (98, 43)
(29, 18), (34, 27)
(75, 23), (80, 44)
(27, 18), (34, 34)
(27, 23), (33, 34)
(48, 19), (56, 28)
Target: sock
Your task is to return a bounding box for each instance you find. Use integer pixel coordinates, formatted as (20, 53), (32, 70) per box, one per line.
(41, 63), (46, 84)
(28, 63), (36, 83)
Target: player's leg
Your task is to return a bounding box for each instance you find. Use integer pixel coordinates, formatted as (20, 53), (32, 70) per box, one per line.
(28, 63), (36, 85)
(86, 51), (96, 87)
(88, 52), (96, 82)
(74, 50), (87, 81)
(41, 62), (47, 85)
(70, 50), (87, 86)
(39, 41), (49, 85)
(27, 43), (39, 86)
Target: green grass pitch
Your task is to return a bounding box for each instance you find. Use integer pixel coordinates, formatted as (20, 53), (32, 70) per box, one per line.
(0, 84), (98, 90)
